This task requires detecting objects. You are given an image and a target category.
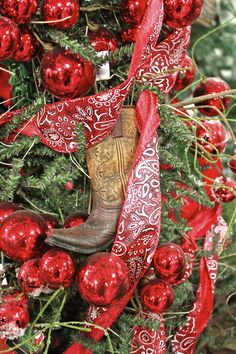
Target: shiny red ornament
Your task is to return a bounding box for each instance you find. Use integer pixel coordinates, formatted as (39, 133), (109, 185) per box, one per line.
(76, 252), (130, 307)
(0, 302), (29, 339)
(140, 279), (174, 313)
(64, 211), (88, 229)
(2, 290), (28, 307)
(88, 27), (118, 52)
(40, 213), (60, 231)
(212, 176), (236, 203)
(173, 55), (196, 91)
(0, 211), (47, 262)
(0, 0), (38, 24)
(39, 248), (75, 289)
(153, 243), (186, 284)
(228, 155), (236, 174)
(0, 66), (12, 106)
(41, 0), (79, 30)
(120, 25), (141, 44)
(121, 0), (147, 26)
(12, 26), (39, 62)
(0, 17), (20, 60)
(40, 47), (95, 99)
(193, 77), (231, 116)
(0, 202), (20, 224)
(196, 120), (228, 154)
(18, 259), (45, 295)
(164, 0), (203, 28)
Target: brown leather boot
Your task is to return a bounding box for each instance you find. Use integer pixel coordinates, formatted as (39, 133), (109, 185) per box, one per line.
(48, 107), (138, 254)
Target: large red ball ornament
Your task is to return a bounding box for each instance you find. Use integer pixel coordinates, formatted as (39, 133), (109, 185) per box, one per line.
(89, 27), (118, 52)
(121, 0), (147, 26)
(0, 17), (20, 60)
(193, 77), (231, 117)
(0, 202), (20, 224)
(39, 248), (75, 289)
(18, 259), (45, 295)
(153, 243), (186, 284)
(0, 211), (47, 262)
(0, 0), (38, 24)
(164, 0), (203, 28)
(173, 55), (196, 91)
(41, 0), (79, 30)
(40, 213), (60, 232)
(228, 155), (236, 174)
(40, 47), (95, 99)
(0, 302), (29, 339)
(76, 252), (130, 307)
(64, 211), (88, 229)
(212, 176), (236, 203)
(12, 26), (39, 61)
(140, 279), (174, 313)
(196, 120), (228, 155)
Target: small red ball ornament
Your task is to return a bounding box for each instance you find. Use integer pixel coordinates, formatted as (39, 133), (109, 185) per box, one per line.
(64, 181), (74, 191)
(76, 252), (130, 307)
(64, 211), (88, 229)
(196, 120), (228, 155)
(121, 0), (147, 26)
(41, 0), (79, 30)
(0, 17), (20, 60)
(0, 0), (38, 24)
(153, 243), (186, 284)
(12, 26), (39, 62)
(0, 302), (29, 339)
(40, 213), (60, 231)
(89, 27), (118, 52)
(0, 211), (47, 262)
(173, 55), (196, 91)
(18, 259), (45, 295)
(39, 248), (75, 289)
(140, 279), (174, 313)
(0, 202), (20, 224)
(164, 0), (203, 28)
(228, 155), (236, 174)
(40, 47), (95, 99)
(212, 176), (236, 203)
(193, 77), (231, 117)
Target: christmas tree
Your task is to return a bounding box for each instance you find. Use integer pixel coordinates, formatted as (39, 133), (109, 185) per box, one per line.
(0, 0), (236, 353)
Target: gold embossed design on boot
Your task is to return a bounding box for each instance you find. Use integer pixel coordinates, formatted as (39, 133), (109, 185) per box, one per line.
(48, 107), (138, 254)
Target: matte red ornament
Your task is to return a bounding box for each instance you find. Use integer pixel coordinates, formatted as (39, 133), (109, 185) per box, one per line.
(64, 211), (88, 229)
(212, 176), (236, 203)
(120, 25), (141, 44)
(193, 77), (231, 116)
(39, 248), (75, 289)
(64, 181), (74, 190)
(121, 0), (147, 26)
(173, 55), (196, 91)
(40, 47), (95, 99)
(228, 155), (236, 174)
(18, 259), (45, 295)
(0, 302), (29, 339)
(40, 213), (60, 231)
(140, 279), (174, 313)
(196, 120), (228, 154)
(153, 243), (186, 284)
(12, 26), (39, 62)
(76, 252), (130, 307)
(88, 27), (118, 52)
(0, 0), (38, 24)
(41, 0), (79, 30)
(0, 211), (47, 262)
(164, 0), (203, 28)
(0, 66), (12, 107)
(0, 202), (20, 224)
(0, 17), (20, 60)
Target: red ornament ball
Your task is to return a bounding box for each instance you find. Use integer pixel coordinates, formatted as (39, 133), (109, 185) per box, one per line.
(18, 259), (45, 295)
(0, 301), (29, 339)
(41, 0), (79, 30)
(0, 211), (47, 262)
(140, 279), (174, 313)
(173, 55), (196, 91)
(40, 213), (60, 231)
(193, 77), (231, 117)
(2, 290), (28, 307)
(212, 176), (236, 203)
(153, 243), (186, 284)
(196, 120), (228, 155)
(64, 211), (88, 229)
(40, 46), (95, 99)
(120, 25), (141, 44)
(89, 27), (118, 52)
(0, 0), (38, 24)
(228, 155), (236, 174)
(121, 0), (147, 26)
(76, 252), (130, 307)
(0, 202), (20, 224)
(0, 16), (20, 60)
(0, 66), (12, 106)
(64, 181), (74, 190)
(12, 26), (39, 61)
(39, 248), (75, 289)
(164, 0), (203, 28)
